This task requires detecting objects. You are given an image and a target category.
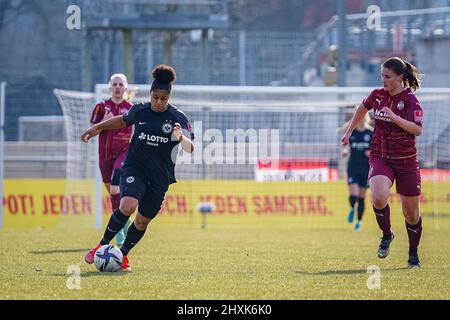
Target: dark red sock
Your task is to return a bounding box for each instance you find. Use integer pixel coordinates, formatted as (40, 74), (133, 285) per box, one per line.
(405, 217), (422, 255)
(373, 204), (391, 237)
(111, 193), (121, 211)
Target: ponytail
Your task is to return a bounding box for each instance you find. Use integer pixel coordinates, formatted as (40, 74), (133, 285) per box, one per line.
(403, 61), (421, 91)
(124, 88), (136, 103)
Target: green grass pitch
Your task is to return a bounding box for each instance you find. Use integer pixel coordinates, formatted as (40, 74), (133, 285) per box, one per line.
(1, 213), (449, 300)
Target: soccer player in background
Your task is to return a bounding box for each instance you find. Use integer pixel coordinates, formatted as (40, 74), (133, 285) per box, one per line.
(90, 73), (134, 246)
(342, 112), (372, 231)
(341, 57), (424, 269)
(81, 65), (194, 271)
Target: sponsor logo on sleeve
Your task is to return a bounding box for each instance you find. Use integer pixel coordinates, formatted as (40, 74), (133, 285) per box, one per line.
(414, 110), (423, 123)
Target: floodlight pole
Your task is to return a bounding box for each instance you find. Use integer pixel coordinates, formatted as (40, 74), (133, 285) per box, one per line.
(338, 0), (347, 87)
(202, 29), (211, 84)
(94, 85), (103, 230)
(0, 82), (6, 229)
(123, 29), (135, 84)
(82, 29), (92, 92)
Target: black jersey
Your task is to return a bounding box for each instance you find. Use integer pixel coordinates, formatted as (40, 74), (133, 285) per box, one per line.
(348, 128), (372, 171)
(122, 102), (194, 189)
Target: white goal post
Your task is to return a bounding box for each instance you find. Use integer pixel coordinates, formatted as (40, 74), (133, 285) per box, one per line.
(54, 89), (102, 229)
(0, 82), (6, 229)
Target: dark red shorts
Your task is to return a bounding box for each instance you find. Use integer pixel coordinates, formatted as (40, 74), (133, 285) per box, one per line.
(99, 151), (127, 185)
(368, 156), (421, 196)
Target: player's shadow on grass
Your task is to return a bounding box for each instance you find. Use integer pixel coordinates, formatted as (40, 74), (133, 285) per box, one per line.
(51, 271), (128, 278)
(295, 267), (408, 275)
(30, 248), (89, 255)
(80, 271), (129, 278)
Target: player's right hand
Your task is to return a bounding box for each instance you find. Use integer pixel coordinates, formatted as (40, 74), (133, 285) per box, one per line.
(341, 132), (351, 146)
(81, 126), (101, 143)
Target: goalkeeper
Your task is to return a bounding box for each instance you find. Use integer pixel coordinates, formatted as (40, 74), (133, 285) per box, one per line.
(89, 73), (133, 246)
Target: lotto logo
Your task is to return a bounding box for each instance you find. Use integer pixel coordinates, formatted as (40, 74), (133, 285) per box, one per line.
(138, 132), (169, 143)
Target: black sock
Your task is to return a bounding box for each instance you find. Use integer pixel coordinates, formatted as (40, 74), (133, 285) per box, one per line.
(357, 197), (365, 220)
(120, 223), (146, 256)
(100, 209), (130, 245)
(349, 195), (357, 209)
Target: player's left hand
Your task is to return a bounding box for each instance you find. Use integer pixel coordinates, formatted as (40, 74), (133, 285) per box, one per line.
(381, 107), (399, 123)
(81, 125), (102, 143)
(172, 122), (184, 142)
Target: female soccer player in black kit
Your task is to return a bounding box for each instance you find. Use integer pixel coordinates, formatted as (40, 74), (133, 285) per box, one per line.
(81, 65), (194, 271)
(342, 114), (372, 231)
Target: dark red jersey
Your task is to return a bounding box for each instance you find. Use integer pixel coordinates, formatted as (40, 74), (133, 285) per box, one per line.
(90, 99), (133, 160)
(363, 88), (423, 159)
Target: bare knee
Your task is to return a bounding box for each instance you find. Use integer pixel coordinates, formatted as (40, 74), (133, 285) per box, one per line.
(110, 185), (120, 196)
(134, 214), (151, 230)
(400, 196), (420, 224)
(371, 192), (389, 209)
(403, 209), (420, 224)
(119, 199), (137, 216)
(369, 176), (392, 210)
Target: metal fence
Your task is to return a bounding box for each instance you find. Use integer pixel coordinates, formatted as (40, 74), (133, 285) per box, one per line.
(2, 2), (450, 142)
(8, 85), (449, 181)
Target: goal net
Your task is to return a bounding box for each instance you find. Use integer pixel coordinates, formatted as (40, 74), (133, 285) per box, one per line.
(55, 85), (450, 228)
(53, 89), (102, 229)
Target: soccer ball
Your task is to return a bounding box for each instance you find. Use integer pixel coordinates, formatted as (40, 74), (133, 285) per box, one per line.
(94, 245), (123, 272)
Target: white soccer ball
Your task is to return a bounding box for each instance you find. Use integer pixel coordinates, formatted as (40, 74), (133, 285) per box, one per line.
(94, 245), (123, 272)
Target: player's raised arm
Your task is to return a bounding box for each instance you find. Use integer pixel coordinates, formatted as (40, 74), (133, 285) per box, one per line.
(81, 115), (127, 142)
(173, 122), (194, 153)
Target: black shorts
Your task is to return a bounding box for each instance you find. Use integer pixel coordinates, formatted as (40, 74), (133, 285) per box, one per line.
(347, 169), (369, 188)
(111, 168), (122, 186)
(120, 169), (167, 219)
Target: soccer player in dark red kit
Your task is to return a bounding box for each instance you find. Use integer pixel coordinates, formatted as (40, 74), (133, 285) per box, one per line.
(342, 57), (423, 269)
(81, 65), (194, 271)
(90, 73), (133, 246)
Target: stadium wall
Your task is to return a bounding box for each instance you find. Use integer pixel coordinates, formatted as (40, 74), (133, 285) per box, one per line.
(417, 36), (450, 87)
(3, 179), (450, 229)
